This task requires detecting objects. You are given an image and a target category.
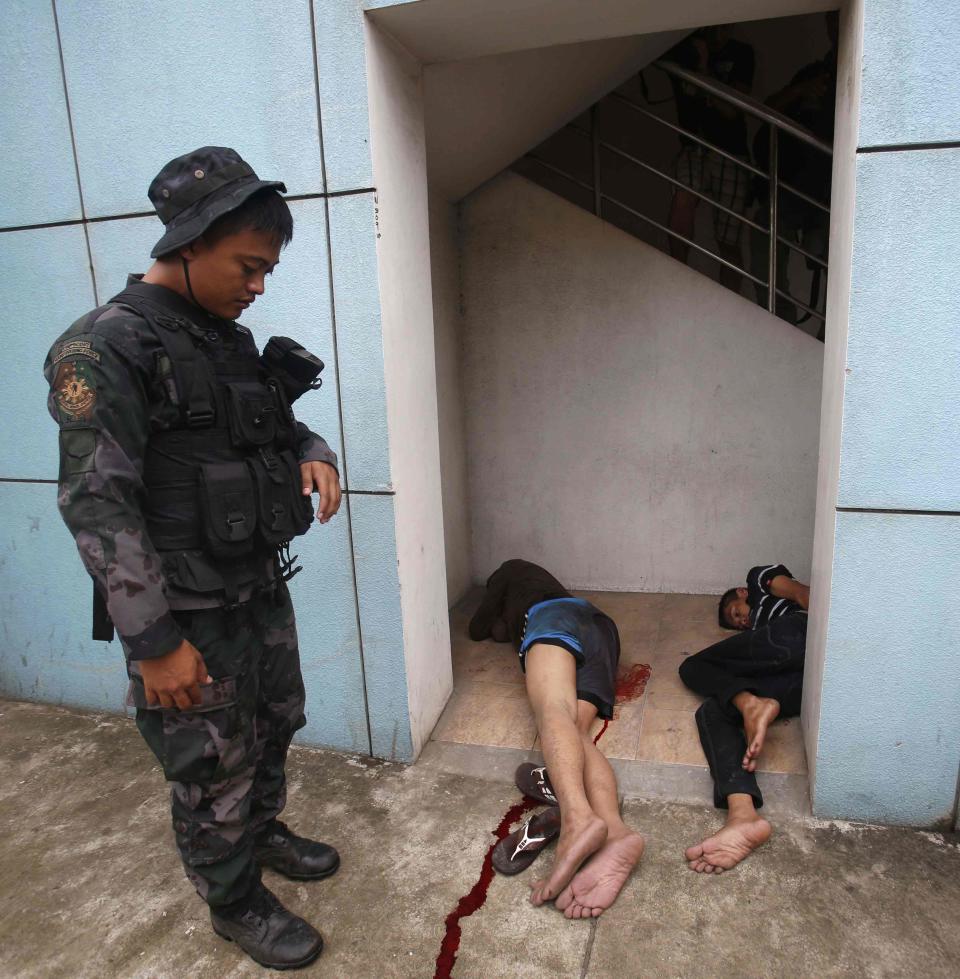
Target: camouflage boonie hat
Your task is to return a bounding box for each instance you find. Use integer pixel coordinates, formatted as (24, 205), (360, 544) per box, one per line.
(148, 146), (286, 258)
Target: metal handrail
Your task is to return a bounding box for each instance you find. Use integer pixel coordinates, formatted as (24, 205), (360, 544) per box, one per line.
(521, 152), (825, 321)
(652, 59), (833, 156)
(601, 140), (771, 235)
(609, 92), (768, 179)
(527, 50), (835, 323)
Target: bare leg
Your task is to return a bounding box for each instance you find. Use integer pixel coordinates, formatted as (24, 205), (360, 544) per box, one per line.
(555, 704), (645, 918)
(684, 793), (772, 873)
(732, 691), (781, 772)
(525, 645), (607, 906)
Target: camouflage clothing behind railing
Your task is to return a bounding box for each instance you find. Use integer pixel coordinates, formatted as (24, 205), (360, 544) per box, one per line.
(129, 587), (305, 906)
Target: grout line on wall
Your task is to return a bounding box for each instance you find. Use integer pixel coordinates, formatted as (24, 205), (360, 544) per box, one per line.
(0, 195), (378, 238)
(346, 488), (395, 496)
(836, 506), (960, 517)
(0, 478), (58, 485)
(50, 0), (98, 302)
(858, 140), (960, 154)
(309, 0), (374, 759)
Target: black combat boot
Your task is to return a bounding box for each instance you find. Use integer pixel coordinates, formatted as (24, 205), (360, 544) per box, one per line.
(210, 882), (323, 970)
(254, 819), (340, 880)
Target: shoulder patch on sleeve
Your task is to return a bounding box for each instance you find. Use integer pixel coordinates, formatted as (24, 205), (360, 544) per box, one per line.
(52, 338), (101, 365)
(53, 359), (98, 423)
(59, 428), (97, 475)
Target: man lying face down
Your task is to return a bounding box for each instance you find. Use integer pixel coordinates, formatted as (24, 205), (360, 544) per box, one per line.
(469, 559), (645, 919)
(678, 564), (809, 874)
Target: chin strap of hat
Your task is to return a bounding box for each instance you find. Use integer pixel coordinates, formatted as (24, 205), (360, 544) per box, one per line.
(181, 256), (203, 309)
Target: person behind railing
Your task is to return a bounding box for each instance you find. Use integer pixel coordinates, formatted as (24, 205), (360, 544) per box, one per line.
(664, 26), (755, 294)
(749, 11), (838, 328)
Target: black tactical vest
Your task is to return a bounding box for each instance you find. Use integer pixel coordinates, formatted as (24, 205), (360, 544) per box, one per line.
(108, 287), (313, 568)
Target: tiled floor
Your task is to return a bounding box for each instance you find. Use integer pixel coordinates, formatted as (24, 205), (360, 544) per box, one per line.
(433, 588), (807, 777)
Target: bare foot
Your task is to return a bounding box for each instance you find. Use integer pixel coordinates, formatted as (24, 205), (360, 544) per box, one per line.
(737, 694), (780, 772)
(555, 830), (645, 918)
(684, 814), (772, 873)
(529, 814), (607, 906)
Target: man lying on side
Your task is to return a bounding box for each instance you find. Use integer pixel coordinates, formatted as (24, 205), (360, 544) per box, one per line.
(678, 564), (809, 873)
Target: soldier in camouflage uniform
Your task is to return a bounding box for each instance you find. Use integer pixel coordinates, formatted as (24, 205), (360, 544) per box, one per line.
(44, 147), (342, 969)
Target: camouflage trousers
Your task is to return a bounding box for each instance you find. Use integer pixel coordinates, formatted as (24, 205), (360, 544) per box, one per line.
(130, 588), (306, 907)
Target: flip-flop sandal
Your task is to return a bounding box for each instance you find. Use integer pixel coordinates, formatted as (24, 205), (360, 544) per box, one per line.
(514, 763), (558, 806)
(492, 806), (561, 876)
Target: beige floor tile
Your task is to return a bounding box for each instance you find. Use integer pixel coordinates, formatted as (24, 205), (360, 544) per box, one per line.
(644, 661), (703, 711)
(617, 639), (657, 667)
(654, 623), (729, 657)
(575, 590), (666, 615)
(451, 637), (524, 686)
(659, 593), (718, 618)
(431, 683), (536, 749)
(588, 702), (645, 761)
(636, 707), (707, 767)
(755, 716), (808, 775)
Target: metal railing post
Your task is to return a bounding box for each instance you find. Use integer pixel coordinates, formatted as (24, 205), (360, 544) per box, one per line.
(767, 125), (779, 314)
(591, 105), (602, 217)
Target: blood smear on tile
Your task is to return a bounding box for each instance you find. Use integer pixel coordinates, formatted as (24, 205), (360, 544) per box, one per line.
(435, 661), (651, 977)
(615, 663), (651, 704)
(434, 796), (539, 979)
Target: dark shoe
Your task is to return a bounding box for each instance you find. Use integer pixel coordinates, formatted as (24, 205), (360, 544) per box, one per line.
(210, 883), (323, 970)
(254, 820), (340, 881)
(514, 763), (558, 806)
(492, 807), (561, 875)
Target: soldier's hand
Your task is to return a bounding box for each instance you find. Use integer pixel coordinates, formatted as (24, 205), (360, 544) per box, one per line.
(140, 640), (211, 710)
(300, 461), (342, 524)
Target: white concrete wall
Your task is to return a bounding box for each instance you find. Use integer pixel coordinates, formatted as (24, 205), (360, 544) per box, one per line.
(460, 172), (823, 593)
(365, 24), (452, 755)
(424, 31), (684, 202)
(802, 0), (864, 797)
(429, 193), (472, 606)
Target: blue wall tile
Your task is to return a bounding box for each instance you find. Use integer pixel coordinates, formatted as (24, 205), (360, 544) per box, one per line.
(56, 0), (324, 218)
(1, 225), (96, 481)
(313, 0), (375, 192)
(860, 0), (960, 148)
(0, 485), (368, 752)
(814, 511), (960, 826)
(0, 482), (128, 712)
(288, 510), (370, 752)
(348, 493), (412, 760)
(86, 215), (158, 301)
(87, 201), (343, 465)
(1, 1), (81, 227)
(838, 149), (960, 511)
(327, 192), (392, 491)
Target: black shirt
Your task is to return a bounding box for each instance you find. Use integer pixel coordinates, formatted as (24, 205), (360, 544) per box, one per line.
(746, 564), (804, 629)
(468, 559), (571, 648)
(666, 35), (755, 156)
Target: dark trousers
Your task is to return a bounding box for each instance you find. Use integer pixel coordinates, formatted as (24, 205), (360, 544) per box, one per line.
(130, 588), (306, 906)
(678, 613), (807, 809)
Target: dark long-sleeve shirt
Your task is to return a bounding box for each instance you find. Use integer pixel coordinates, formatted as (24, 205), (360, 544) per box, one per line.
(44, 277), (337, 661)
(746, 564), (804, 629)
(468, 559), (571, 648)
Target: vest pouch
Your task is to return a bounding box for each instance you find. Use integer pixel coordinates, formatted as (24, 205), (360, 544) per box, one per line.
(198, 461), (257, 559)
(224, 381), (278, 447)
(248, 449), (314, 546)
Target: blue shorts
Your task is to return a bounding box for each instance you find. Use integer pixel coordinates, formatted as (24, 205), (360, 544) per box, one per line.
(519, 597), (621, 719)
